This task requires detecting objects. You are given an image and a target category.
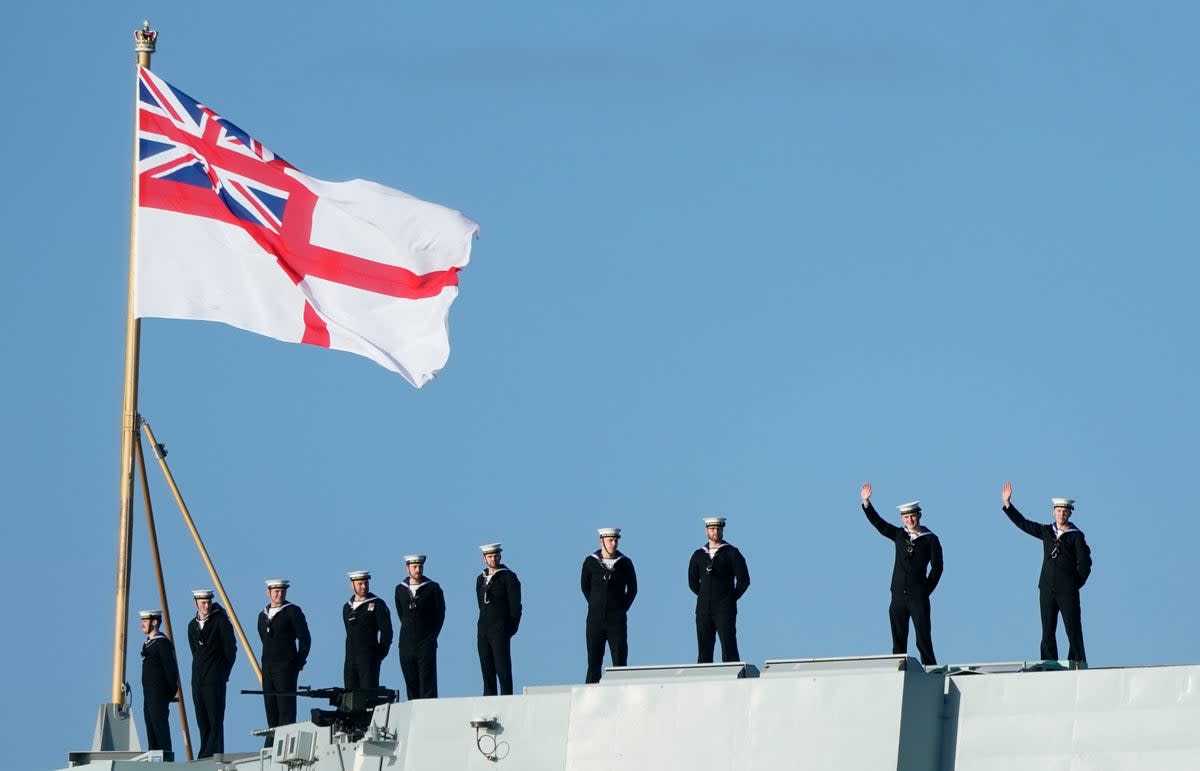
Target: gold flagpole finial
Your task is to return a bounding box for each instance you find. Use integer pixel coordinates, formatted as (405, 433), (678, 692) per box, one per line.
(134, 21), (157, 54)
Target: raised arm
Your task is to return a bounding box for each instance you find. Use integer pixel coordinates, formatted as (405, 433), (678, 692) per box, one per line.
(1002, 481), (1043, 538)
(862, 483), (902, 539)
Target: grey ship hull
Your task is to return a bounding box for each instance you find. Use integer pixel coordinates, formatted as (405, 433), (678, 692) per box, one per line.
(60, 654), (1200, 770)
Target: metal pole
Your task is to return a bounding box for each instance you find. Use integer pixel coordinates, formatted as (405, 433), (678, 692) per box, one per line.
(141, 419), (265, 686)
(135, 432), (195, 761)
(112, 19), (157, 706)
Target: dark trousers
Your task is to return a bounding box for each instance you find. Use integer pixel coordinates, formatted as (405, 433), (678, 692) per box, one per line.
(888, 592), (936, 666)
(477, 628), (514, 695)
(399, 638), (439, 699)
(262, 661), (300, 748)
(1039, 588), (1086, 662)
(143, 690), (172, 753)
(585, 615), (628, 683)
(695, 610), (739, 663)
(344, 652), (382, 690)
(192, 683), (226, 758)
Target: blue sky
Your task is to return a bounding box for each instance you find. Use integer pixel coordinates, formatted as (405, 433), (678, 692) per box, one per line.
(2, 2), (1197, 767)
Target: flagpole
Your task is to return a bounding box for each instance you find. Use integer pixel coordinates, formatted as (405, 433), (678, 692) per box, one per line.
(134, 434), (195, 760)
(142, 419), (266, 687)
(111, 19), (156, 706)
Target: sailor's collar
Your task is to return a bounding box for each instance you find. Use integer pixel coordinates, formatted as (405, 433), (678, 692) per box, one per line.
(145, 632), (166, 642)
(197, 603), (224, 621)
(906, 526), (933, 540)
(1054, 523), (1080, 537)
(264, 601), (293, 613)
(347, 592), (379, 606)
(591, 550), (624, 562)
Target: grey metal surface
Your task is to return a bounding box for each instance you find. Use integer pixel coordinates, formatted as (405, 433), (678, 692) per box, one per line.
(55, 657), (1200, 771)
(599, 661), (759, 682)
(761, 653), (908, 676)
(565, 661), (915, 770)
(90, 703), (141, 753)
(945, 664), (1200, 771)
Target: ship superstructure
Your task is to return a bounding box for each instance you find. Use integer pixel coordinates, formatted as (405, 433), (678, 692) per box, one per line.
(62, 654), (1200, 769)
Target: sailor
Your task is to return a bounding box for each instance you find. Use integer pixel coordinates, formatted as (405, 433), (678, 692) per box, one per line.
(1001, 482), (1093, 663)
(343, 570), (393, 690)
(257, 578), (311, 743)
(139, 609), (179, 755)
(687, 516), (750, 663)
(858, 484), (944, 666)
(394, 554), (447, 699)
(580, 527), (638, 683)
(475, 543), (522, 695)
(186, 588), (237, 758)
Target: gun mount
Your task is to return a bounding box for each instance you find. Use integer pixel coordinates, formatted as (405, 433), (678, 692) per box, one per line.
(241, 686), (399, 741)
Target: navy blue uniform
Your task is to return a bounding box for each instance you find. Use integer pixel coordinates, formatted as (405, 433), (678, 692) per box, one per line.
(863, 503), (944, 665)
(343, 593), (392, 690)
(187, 605), (236, 758)
(1005, 503), (1093, 662)
(395, 579), (446, 699)
(140, 632), (179, 754)
(580, 551), (637, 683)
(257, 603), (311, 732)
(476, 567), (522, 695)
(687, 543), (750, 663)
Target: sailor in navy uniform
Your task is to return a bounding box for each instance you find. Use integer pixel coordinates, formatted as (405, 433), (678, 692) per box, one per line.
(1002, 482), (1093, 663)
(186, 588), (237, 758)
(580, 527), (638, 683)
(343, 570), (393, 690)
(139, 609), (178, 755)
(475, 543), (522, 695)
(859, 485), (944, 666)
(395, 554), (446, 699)
(257, 579), (311, 743)
(687, 516), (750, 663)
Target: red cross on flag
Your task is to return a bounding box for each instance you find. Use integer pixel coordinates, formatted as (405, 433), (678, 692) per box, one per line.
(133, 67), (480, 387)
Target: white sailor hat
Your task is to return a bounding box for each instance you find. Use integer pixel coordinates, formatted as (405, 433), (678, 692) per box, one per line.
(1051, 498), (1076, 510)
(191, 589), (214, 600)
(265, 578), (290, 589)
(897, 501), (922, 514)
(138, 609), (162, 620)
(479, 542), (503, 554)
(404, 554), (427, 565)
(347, 570), (371, 581)
(702, 516), (727, 528)
(597, 527), (621, 538)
